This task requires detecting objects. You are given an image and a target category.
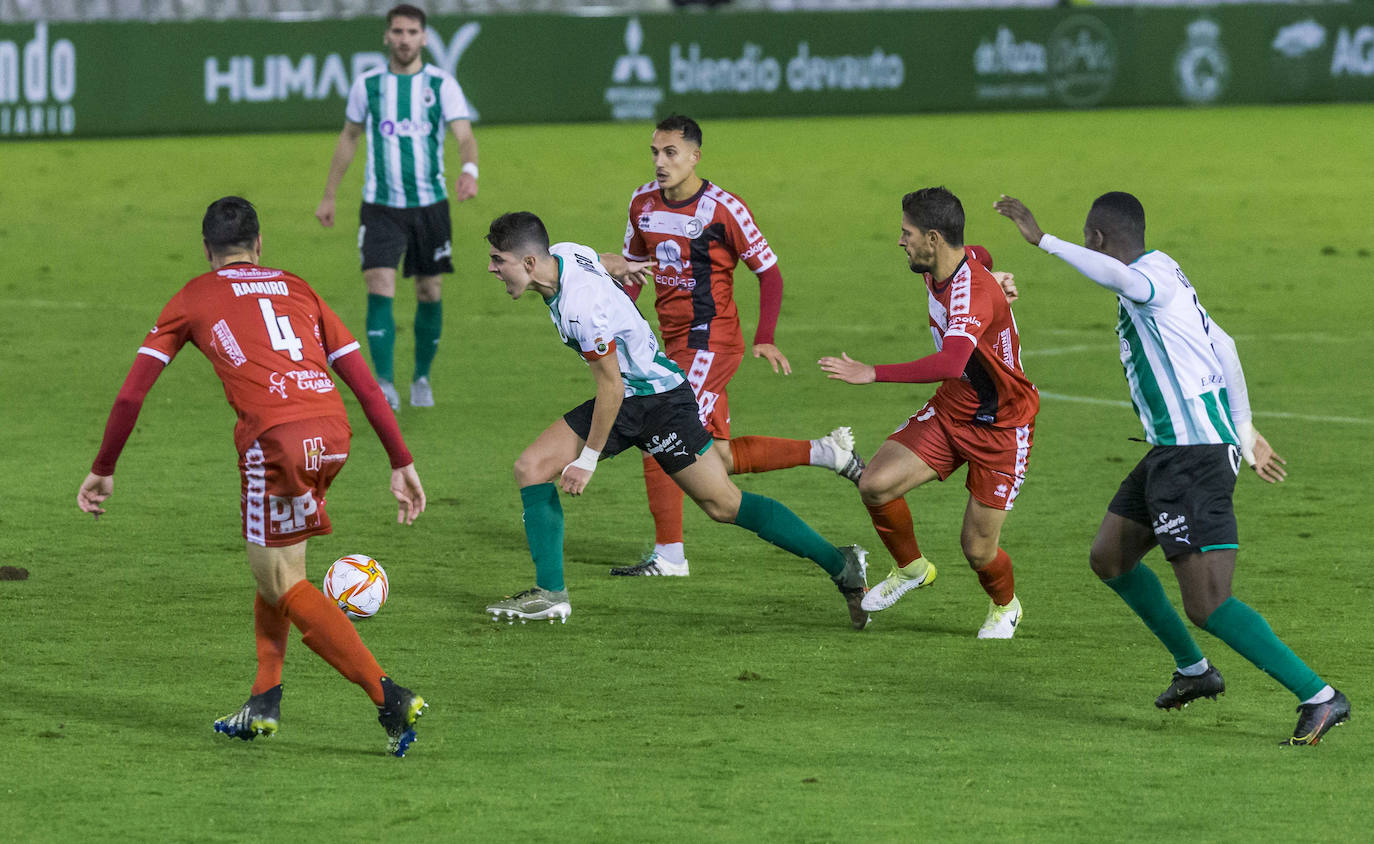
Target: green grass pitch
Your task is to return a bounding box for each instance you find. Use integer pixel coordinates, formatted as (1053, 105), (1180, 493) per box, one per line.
(1, 104), (1371, 842)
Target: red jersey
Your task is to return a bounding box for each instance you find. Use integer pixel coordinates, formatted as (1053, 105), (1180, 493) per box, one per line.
(622, 180), (777, 354)
(136, 263), (358, 452)
(926, 257), (1039, 428)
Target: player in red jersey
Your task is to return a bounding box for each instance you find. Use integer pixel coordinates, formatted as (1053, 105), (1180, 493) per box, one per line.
(607, 114), (863, 577)
(76, 197), (429, 756)
(820, 187), (1039, 638)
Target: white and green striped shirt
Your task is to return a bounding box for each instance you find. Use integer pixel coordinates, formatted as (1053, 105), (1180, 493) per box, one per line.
(1040, 235), (1249, 447)
(547, 242), (686, 398)
(345, 64), (471, 208)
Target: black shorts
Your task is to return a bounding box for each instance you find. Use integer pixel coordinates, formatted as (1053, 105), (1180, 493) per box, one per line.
(358, 201), (453, 277)
(563, 382), (714, 475)
(1108, 444), (1242, 560)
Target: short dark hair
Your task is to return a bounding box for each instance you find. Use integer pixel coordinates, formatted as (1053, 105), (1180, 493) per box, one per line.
(486, 212), (550, 255)
(656, 114), (703, 146)
(1088, 191), (1146, 243)
(387, 4), (426, 27)
(901, 186), (964, 247)
(202, 196), (259, 254)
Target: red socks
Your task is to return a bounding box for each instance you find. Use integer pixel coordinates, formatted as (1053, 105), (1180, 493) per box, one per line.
(251, 593), (290, 695)
(976, 548), (1016, 607)
(277, 580), (386, 705)
(644, 455), (685, 544)
(729, 436), (811, 474)
(865, 498), (924, 566)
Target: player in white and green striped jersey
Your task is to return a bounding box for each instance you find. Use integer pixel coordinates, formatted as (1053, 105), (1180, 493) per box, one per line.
(996, 192), (1348, 746)
(315, 4), (479, 411)
(480, 212), (870, 629)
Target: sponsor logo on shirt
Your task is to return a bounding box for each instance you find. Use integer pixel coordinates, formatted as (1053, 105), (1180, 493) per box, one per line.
(269, 371), (289, 399)
(212, 319), (248, 367)
(286, 369), (336, 393)
(221, 267), (283, 281)
(740, 239), (771, 261)
(999, 327), (1014, 369)
(379, 118), (434, 137)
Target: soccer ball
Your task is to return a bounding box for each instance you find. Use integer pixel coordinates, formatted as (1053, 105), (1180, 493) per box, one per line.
(323, 554), (389, 619)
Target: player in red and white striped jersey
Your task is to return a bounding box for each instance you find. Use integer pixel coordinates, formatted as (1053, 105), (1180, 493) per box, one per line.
(821, 187), (1039, 639)
(76, 197), (428, 756)
(607, 115), (862, 577)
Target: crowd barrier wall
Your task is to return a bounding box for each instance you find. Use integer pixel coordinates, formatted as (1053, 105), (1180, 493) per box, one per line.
(2, 6), (1371, 138)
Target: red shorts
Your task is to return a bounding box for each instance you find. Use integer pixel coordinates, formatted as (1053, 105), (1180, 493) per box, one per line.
(888, 403), (1033, 511)
(669, 347), (742, 440)
(239, 417), (352, 547)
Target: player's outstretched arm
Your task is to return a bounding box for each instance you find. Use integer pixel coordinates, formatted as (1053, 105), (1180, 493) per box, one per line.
(993, 195), (1046, 245)
(316, 121), (363, 227)
(390, 463), (427, 524)
(78, 473), (113, 519)
(818, 352), (876, 384)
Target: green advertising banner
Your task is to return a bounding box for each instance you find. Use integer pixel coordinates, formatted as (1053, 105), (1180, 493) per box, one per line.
(1, 6), (1372, 139)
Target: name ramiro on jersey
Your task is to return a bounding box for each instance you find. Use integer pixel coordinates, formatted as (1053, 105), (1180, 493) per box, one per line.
(230, 280), (291, 297)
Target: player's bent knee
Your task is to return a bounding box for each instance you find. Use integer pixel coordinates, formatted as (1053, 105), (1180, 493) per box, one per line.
(697, 497), (736, 523)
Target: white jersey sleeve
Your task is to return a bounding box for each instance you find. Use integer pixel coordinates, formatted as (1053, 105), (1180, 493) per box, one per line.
(1205, 318), (1252, 427)
(344, 74), (369, 124)
(1039, 234), (1160, 304)
(439, 73), (472, 122)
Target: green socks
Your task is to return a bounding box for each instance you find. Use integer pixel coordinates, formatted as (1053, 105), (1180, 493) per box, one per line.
(734, 491), (845, 576)
(1103, 564), (1205, 670)
(365, 293), (396, 383)
(414, 300), (442, 380)
(520, 483), (565, 592)
(1204, 597), (1325, 701)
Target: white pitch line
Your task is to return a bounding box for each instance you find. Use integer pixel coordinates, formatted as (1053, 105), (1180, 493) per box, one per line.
(1021, 345), (1097, 357)
(1038, 390), (1372, 425)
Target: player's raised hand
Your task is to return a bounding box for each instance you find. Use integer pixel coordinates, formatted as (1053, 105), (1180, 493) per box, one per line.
(1249, 431), (1288, 483)
(993, 270), (1020, 304)
(391, 463), (427, 525)
(455, 172), (478, 202)
(78, 472), (113, 519)
(818, 353), (876, 385)
(753, 343), (792, 375)
(993, 195), (1045, 245)
(315, 197), (336, 228)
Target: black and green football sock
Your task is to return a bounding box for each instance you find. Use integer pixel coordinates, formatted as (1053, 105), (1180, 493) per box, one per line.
(365, 293), (396, 384)
(413, 300), (442, 381)
(733, 491), (844, 576)
(520, 483), (565, 593)
(1104, 564), (1206, 670)
(1203, 596), (1325, 701)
